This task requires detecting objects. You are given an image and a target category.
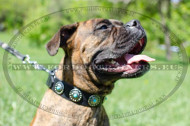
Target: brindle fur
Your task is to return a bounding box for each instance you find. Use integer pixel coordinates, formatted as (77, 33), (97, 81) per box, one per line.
(31, 18), (147, 126)
(30, 58), (109, 126)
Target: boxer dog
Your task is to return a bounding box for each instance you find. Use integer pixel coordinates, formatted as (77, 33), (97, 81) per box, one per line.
(31, 18), (155, 126)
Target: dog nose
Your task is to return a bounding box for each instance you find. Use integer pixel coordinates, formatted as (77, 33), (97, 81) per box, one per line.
(125, 20), (140, 28)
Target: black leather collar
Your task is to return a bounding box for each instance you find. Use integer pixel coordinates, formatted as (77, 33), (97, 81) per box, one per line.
(46, 69), (105, 107)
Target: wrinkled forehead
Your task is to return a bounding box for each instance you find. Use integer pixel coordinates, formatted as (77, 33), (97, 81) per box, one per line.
(78, 18), (124, 29)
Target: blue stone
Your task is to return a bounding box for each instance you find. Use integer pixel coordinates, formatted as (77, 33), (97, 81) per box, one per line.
(69, 89), (82, 102)
(73, 93), (78, 98)
(57, 86), (61, 90)
(93, 99), (97, 103)
(54, 82), (64, 94)
(88, 95), (100, 107)
(56, 86), (62, 92)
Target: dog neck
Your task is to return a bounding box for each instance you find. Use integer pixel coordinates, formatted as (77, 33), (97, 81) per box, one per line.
(55, 55), (114, 96)
(31, 55), (110, 126)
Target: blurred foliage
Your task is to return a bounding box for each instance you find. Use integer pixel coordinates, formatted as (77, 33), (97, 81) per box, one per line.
(0, 0), (189, 57)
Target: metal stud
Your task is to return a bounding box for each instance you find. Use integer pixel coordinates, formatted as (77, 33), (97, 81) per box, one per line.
(54, 81), (64, 94)
(69, 88), (82, 102)
(88, 95), (101, 107)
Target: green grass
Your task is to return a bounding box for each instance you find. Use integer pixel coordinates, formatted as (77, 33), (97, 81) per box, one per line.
(0, 32), (189, 126)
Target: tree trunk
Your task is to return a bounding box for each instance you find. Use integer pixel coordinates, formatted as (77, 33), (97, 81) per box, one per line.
(158, 0), (172, 60)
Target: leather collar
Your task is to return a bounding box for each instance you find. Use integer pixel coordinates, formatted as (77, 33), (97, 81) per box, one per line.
(46, 69), (105, 107)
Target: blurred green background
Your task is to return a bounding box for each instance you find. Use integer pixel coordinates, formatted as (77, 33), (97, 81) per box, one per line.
(0, 0), (190, 126)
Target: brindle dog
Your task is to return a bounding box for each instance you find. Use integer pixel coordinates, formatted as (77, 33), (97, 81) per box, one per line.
(31, 18), (154, 126)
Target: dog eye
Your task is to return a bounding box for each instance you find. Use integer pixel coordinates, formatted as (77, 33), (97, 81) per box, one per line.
(99, 25), (108, 30)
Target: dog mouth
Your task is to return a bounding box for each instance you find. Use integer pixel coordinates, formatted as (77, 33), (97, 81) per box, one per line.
(93, 36), (155, 76)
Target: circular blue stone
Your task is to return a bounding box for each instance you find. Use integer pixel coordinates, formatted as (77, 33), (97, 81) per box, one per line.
(73, 93), (78, 98)
(56, 86), (62, 91)
(69, 89), (82, 102)
(93, 99), (97, 103)
(88, 95), (100, 107)
(54, 82), (64, 94)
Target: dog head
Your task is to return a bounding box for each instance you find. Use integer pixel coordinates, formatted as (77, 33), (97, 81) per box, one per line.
(46, 18), (155, 94)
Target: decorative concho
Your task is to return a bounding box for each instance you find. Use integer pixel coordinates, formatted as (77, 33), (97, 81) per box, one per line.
(54, 81), (64, 94)
(69, 88), (82, 102)
(88, 95), (101, 107)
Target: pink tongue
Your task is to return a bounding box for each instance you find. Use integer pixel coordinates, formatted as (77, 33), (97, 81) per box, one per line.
(124, 54), (155, 64)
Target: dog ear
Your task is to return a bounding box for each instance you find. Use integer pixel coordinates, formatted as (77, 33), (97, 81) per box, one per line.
(46, 23), (78, 56)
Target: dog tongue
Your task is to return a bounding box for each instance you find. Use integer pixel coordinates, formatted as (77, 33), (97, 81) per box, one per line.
(124, 54), (155, 64)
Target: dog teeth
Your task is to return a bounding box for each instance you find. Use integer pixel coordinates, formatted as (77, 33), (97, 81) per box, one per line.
(111, 60), (115, 64)
(108, 60), (115, 64)
(139, 40), (143, 46)
(123, 71), (128, 74)
(109, 60), (120, 66)
(115, 62), (120, 66)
